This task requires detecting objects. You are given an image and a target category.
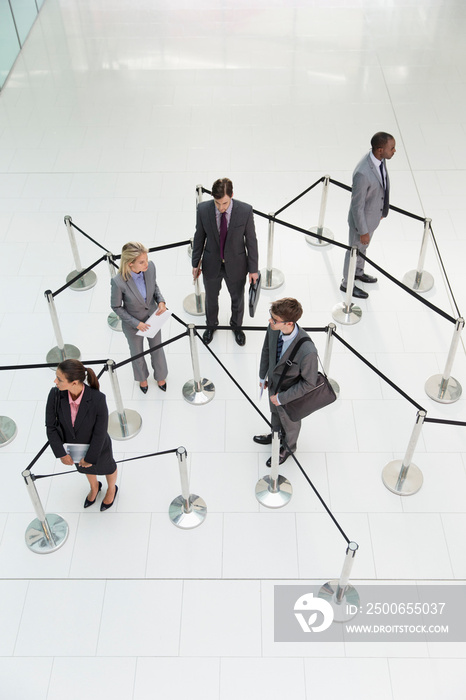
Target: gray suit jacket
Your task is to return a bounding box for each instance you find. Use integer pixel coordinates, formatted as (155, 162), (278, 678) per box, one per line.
(192, 198), (259, 282)
(348, 152), (390, 235)
(260, 326), (318, 405)
(110, 260), (165, 329)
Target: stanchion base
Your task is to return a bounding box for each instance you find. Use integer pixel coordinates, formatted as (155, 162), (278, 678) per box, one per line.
(107, 311), (122, 332)
(402, 269), (434, 293)
(0, 416), (18, 447)
(329, 378), (340, 398)
(318, 580), (360, 622)
(46, 344), (81, 366)
(332, 302), (362, 325)
(305, 226), (334, 247)
(182, 378), (215, 405)
(25, 514), (69, 554)
(169, 494), (207, 529)
(255, 474), (292, 508)
(183, 292), (206, 316)
(425, 374), (462, 403)
(382, 460), (423, 496)
(108, 409), (142, 440)
(260, 267), (285, 290)
(66, 269), (97, 291)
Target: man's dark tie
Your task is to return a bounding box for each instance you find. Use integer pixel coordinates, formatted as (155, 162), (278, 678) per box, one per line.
(220, 212), (228, 260)
(380, 160), (388, 213)
(379, 160), (385, 189)
(276, 333), (283, 364)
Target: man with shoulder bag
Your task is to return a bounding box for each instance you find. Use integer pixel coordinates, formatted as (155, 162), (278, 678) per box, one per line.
(253, 298), (319, 467)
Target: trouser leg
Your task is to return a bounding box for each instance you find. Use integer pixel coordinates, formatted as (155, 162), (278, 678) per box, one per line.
(270, 403), (301, 453)
(224, 274), (246, 328)
(342, 227), (373, 285)
(203, 275), (223, 328)
(148, 331), (168, 381)
(122, 324), (149, 382)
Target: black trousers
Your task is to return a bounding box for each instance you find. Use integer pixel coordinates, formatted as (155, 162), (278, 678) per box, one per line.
(203, 265), (246, 328)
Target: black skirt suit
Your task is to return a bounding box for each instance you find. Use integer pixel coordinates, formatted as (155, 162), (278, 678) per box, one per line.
(45, 385), (117, 475)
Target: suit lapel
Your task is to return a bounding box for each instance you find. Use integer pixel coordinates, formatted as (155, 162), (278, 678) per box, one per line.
(228, 199), (238, 230)
(143, 263), (154, 301)
(126, 275), (145, 304)
(72, 384), (91, 434)
(270, 328), (279, 368)
(59, 391), (75, 438)
(208, 201), (220, 249)
(274, 327), (303, 370)
(224, 200), (239, 254)
(368, 155), (383, 191)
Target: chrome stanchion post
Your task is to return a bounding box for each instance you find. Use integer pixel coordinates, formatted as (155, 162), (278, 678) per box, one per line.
(106, 359), (143, 440)
(402, 218), (434, 293)
(182, 324), (215, 405)
(332, 247), (362, 325)
(188, 185), (203, 260)
(318, 542), (360, 622)
(22, 469), (69, 554)
(0, 415), (18, 447)
(260, 214), (285, 290)
(306, 175), (334, 247)
(323, 323), (340, 397)
(184, 186), (206, 313)
(169, 446), (207, 529)
(45, 290), (81, 366)
(382, 410), (425, 495)
(183, 262), (206, 316)
(425, 317), (464, 403)
(64, 215), (97, 291)
(106, 252), (122, 331)
(255, 430), (293, 508)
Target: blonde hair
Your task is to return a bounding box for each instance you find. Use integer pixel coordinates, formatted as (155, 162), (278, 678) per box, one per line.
(119, 242), (148, 281)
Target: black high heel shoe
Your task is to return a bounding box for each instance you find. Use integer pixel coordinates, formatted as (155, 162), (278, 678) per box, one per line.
(158, 382), (167, 392)
(140, 383), (148, 394)
(84, 481), (102, 508)
(100, 485), (118, 512)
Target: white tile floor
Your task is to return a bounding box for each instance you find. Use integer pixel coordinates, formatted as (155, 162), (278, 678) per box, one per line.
(1, 0), (466, 697)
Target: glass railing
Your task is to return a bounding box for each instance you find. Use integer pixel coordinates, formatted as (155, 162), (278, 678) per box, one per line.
(0, 0), (45, 90)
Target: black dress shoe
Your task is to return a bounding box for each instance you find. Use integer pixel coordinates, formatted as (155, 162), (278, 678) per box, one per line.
(139, 384), (148, 394)
(158, 382), (167, 392)
(100, 485), (118, 512)
(203, 328), (215, 344)
(233, 329), (246, 346)
(339, 284), (368, 300)
(253, 433), (272, 445)
(266, 446), (291, 468)
(84, 481), (102, 508)
(355, 273), (378, 283)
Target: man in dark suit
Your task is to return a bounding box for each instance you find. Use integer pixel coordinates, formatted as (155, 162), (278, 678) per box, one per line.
(341, 131), (396, 299)
(253, 298), (318, 466)
(192, 177), (259, 346)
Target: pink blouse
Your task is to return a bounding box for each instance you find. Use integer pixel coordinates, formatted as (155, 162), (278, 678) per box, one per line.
(68, 388), (84, 426)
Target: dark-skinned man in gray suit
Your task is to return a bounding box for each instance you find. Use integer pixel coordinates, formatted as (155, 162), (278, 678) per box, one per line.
(192, 178), (259, 346)
(341, 131), (396, 299)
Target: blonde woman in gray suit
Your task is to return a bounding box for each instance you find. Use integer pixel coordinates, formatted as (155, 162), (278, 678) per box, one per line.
(111, 242), (168, 394)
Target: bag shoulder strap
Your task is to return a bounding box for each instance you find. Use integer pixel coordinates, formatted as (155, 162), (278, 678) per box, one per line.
(275, 337), (312, 393)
